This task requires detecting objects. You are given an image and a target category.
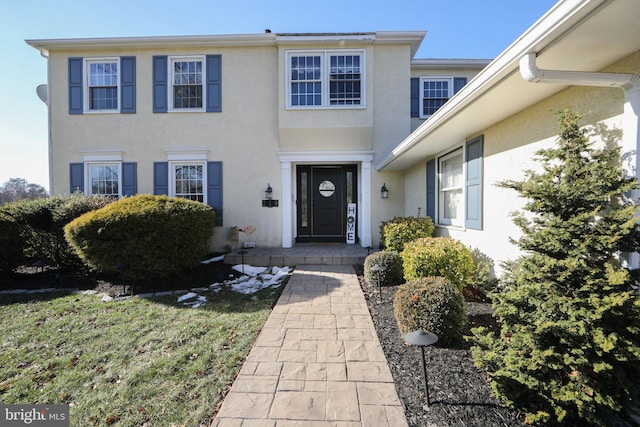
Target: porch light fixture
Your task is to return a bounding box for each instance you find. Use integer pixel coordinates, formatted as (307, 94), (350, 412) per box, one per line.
(262, 183), (278, 207)
(380, 183), (389, 198)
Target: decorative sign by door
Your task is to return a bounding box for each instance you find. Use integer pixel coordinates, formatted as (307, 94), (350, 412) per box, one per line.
(346, 203), (356, 244)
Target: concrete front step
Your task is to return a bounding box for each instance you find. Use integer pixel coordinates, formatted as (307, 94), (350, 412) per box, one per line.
(223, 243), (373, 266)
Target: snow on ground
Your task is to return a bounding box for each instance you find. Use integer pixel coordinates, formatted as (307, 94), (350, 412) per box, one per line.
(176, 264), (292, 307)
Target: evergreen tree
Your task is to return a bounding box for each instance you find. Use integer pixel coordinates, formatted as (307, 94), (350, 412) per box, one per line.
(470, 110), (640, 425)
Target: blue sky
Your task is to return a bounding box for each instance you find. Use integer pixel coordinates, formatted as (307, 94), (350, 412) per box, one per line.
(0, 0), (558, 191)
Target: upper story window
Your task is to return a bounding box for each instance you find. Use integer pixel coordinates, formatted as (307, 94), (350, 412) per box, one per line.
(86, 58), (119, 112)
(287, 50), (364, 108)
(87, 162), (121, 197)
(170, 56), (204, 111)
(421, 77), (453, 118)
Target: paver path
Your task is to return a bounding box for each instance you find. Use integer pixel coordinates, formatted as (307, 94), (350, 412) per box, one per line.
(211, 265), (408, 427)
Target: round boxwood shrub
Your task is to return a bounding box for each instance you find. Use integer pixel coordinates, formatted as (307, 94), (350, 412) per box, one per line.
(64, 195), (216, 280)
(380, 215), (435, 252)
(0, 211), (24, 272)
(401, 237), (474, 291)
(393, 276), (466, 346)
(363, 250), (404, 287)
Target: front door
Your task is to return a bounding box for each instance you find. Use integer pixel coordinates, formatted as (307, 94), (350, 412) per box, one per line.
(296, 165), (357, 241)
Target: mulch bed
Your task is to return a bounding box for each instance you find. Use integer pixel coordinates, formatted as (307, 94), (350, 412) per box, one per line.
(357, 270), (526, 427)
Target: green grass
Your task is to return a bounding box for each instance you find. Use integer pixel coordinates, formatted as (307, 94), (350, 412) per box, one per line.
(0, 285), (285, 426)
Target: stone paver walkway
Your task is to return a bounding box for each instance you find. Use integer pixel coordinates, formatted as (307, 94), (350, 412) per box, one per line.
(211, 265), (408, 427)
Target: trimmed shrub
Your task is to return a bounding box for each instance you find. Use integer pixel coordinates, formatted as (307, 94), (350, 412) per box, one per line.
(65, 195), (216, 280)
(0, 193), (113, 266)
(401, 237), (474, 291)
(393, 276), (466, 345)
(0, 211), (24, 272)
(380, 215), (434, 252)
(363, 250), (404, 287)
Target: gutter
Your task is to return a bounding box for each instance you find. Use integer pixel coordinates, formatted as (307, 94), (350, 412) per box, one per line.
(519, 52), (640, 91)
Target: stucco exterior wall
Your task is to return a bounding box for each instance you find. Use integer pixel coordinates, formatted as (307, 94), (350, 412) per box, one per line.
(406, 52), (638, 276)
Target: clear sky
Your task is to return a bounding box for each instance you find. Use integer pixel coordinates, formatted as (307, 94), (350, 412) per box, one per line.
(0, 0), (558, 191)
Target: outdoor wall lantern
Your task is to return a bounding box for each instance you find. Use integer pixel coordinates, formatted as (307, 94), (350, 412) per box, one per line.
(262, 184), (279, 207)
(380, 183), (389, 199)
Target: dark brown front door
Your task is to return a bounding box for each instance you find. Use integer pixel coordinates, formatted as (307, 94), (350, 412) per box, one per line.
(296, 165), (357, 241)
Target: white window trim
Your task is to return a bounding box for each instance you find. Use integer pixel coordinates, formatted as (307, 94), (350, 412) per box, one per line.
(419, 76), (453, 119)
(168, 55), (206, 113)
(83, 57), (120, 114)
(285, 49), (366, 109)
(168, 160), (207, 201)
(85, 161), (122, 197)
(436, 146), (465, 228)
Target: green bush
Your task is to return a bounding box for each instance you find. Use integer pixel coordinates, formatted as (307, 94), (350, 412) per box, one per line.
(380, 215), (434, 252)
(393, 276), (466, 345)
(401, 237), (474, 291)
(0, 193), (113, 266)
(470, 111), (640, 425)
(65, 195), (216, 280)
(363, 251), (404, 287)
(0, 211), (24, 272)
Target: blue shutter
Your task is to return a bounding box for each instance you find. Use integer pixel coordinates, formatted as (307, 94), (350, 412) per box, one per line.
(206, 55), (222, 113)
(465, 136), (483, 230)
(70, 163), (84, 193)
(153, 162), (169, 195)
(410, 77), (419, 118)
(122, 162), (137, 196)
(453, 77), (467, 94)
(68, 58), (83, 114)
(153, 56), (168, 113)
(120, 56), (136, 114)
(426, 159), (436, 220)
(207, 161), (223, 225)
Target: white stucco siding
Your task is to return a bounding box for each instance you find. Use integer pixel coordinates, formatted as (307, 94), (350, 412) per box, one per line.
(427, 77), (630, 277)
(47, 45), (284, 251)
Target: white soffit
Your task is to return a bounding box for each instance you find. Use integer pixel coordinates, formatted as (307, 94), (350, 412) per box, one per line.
(382, 0), (640, 171)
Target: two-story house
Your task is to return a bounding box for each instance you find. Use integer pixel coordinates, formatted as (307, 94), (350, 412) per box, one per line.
(26, 31), (485, 253)
(27, 0), (640, 275)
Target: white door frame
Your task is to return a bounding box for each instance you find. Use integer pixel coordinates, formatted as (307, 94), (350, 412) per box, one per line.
(278, 151), (374, 248)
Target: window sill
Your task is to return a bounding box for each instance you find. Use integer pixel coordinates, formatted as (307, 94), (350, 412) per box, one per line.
(285, 105), (366, 111)
(168, 109), (207, 113)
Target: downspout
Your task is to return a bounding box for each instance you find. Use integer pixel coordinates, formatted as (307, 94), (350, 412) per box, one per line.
(520, 52), (640, 268)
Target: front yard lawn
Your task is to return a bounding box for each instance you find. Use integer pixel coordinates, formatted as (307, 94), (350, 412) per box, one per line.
(0, 285), (283, 426)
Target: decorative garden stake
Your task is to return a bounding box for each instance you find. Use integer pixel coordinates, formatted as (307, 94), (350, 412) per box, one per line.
(370, 264), (385, 301)
(404, 329), (438, 410)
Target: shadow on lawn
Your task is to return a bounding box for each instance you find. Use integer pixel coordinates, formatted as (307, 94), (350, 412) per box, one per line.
(0, 260), (287, 312)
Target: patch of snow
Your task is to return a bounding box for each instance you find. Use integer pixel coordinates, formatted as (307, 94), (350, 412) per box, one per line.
(180, 264), (292, 308)
(177, 292), (199, 302)
(201, 255), (225, 264)
(232, 264), (267, 276)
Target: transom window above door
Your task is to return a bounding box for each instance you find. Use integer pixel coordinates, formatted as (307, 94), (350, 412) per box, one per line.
(287, 50), (364, 108)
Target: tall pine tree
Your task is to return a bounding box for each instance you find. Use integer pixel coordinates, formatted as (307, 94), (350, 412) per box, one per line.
(471, 110), (640, 425)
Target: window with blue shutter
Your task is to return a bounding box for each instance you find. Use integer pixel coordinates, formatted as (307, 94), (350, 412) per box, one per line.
(410, 77), (419, 118)
(68, 58), (83, 114)
(206, 55), (222, 112)
(425, 159), (436, 220)
(453, 77), (467, 94)
(153, 56), (168, 113)
(207, 161), (223, 225)
(465, 136), (483, 230)
(69, 163), (84, 193)
(153, 162), (169, 194)
(120, 57), (136, 114)
(122, 162), (137, 196)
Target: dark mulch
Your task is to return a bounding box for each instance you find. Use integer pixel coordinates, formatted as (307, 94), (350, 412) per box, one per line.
(357, 269), (526, 427)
